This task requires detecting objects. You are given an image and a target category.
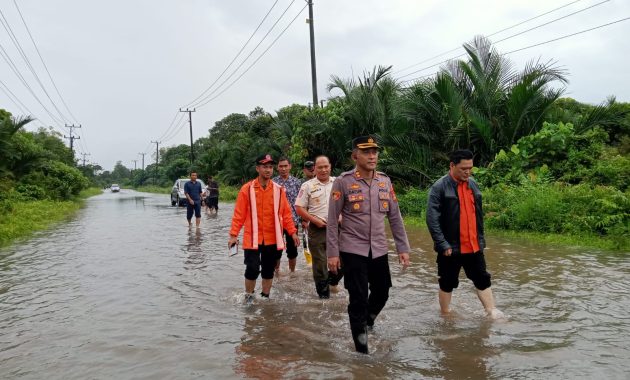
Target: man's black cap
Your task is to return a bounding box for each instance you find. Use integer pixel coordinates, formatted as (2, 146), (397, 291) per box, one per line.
(255, 154), (276, 165)
(352, 135), (379, 150)
(303, 160), (314, 169)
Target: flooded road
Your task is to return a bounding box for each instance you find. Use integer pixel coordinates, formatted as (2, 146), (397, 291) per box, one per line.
(1, 190), (629, 379)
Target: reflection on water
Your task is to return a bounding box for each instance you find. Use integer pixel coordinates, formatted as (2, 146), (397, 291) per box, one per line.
(0, 190), (629, 379)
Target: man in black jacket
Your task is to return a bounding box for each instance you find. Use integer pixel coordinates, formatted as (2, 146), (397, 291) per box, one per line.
(426, 149), (503, 318)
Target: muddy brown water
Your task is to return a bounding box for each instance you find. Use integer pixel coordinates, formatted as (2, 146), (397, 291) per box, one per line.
(1, 190), (629, 379)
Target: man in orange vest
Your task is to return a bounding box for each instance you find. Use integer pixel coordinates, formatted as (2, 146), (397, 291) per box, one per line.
(228, 154), (299, 300)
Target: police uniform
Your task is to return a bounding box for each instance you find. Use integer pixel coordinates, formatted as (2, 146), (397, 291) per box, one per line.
(326, 136), (410, 353)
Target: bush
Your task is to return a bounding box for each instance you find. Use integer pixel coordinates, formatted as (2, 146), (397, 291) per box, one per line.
(24, 161), (89, 200)
(485, 182), (629, 239)
(585, 148), (630, 191)
(15, 183), (47, 201)
(397, 187), (428, 217)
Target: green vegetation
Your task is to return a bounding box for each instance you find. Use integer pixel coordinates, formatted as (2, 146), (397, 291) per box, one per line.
(96, 36), (628, 251)
(0, 109), (100, 248)
(219, 185), (239, 202)
(0, 187), (101, 247)
(4, 35), (627, 251)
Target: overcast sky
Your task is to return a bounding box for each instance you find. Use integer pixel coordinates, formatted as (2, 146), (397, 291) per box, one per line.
(1, 0), (629, 170)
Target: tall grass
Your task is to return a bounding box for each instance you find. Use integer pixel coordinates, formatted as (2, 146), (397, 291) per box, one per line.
(0, 187), (102, 247)
(397, 184), (629, 251)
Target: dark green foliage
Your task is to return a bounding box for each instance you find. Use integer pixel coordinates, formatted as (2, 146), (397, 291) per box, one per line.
(484, 183), (629, 246)
(396, 188), (428, 218)
(0, 109), (89, 201)
(24, 161), (89, 200)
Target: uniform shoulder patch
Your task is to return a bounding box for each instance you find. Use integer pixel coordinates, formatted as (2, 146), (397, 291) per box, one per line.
(332, 190), (341, 201)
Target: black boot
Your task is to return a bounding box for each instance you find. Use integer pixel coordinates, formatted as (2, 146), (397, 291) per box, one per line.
(316, 281), (330, 299)
(367, 313), (377, 330)
(351, 326), (369, 354)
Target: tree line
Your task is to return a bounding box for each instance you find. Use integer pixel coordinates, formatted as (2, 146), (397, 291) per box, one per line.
(3, 36), (627, 246)
(109, 36), (628, 190)
(0, 110), (95, 214)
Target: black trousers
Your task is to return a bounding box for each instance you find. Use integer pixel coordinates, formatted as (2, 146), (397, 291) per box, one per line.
(341, 251), (392, 332)
(280, 227), (298, 259)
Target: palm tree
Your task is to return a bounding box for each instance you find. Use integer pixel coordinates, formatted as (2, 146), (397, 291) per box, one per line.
(0, 114), (34, 177)
(446, 35), (567, 164)
(327, 65), (400, 137)
(399, 36), (567, 170)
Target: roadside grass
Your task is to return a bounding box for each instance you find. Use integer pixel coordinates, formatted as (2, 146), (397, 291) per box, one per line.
(0, 187), (102, 248)
(402, 215), (628, 252)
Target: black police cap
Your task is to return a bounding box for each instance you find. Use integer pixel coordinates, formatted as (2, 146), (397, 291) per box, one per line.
(352, 135), (379, 150)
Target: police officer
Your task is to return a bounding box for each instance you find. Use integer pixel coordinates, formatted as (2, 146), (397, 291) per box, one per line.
(327, 136), (411, 354)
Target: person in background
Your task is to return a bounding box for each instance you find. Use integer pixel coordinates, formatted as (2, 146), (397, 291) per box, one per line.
(184, 171), (203, 228)
(327, 136), (410, 354)
(272, 157), (302, 273)
(205, 175), (220, 213)
(302, 160), (315, 183)
(426, 149), (503, 319)
(228, 154), (299, 300)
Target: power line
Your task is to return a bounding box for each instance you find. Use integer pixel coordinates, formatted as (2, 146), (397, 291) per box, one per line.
(493, 0), (610, 45)
(188, 0), (298, 109)
(394, 0), (590, 75)
(0, 77), (34, 116)
(503, 16), (630, 55)
(183, 0), (281, 108)
(396, 0), (612, 81)
(161, 113), (188, 143)
(0, 40), (65, 129)
(159, 112), (186, 143)
(9, 1), (88, 155)
(400, 16), (630, 84)
(195, 3), (308, 109)
(12, 0), (81, 125)
(0, 8), (71, 124)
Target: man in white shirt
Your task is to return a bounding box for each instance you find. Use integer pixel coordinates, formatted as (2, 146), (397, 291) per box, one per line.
(295, 155), (343, 298)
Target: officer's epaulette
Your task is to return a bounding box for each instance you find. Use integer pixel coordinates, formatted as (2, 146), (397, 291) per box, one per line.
(376, 171), (389, 178)
(340, 170), (355, 177)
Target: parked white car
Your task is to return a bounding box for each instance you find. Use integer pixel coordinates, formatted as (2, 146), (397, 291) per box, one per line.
(111, 184), (120, 193)
(171, 179), (205, 206)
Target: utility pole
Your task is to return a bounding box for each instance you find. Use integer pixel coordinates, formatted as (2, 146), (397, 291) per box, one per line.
(151, 140), (160, 185)
(80, 152), (90, 167)
(131, 159), (137, 171)
(179, 108), (196, 165)
(306, 0), (319, 108)
(63, 124), (81, 157)
(138, 152), (146, 170)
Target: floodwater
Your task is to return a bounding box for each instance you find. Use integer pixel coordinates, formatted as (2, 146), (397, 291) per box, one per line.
(1, 190), (629, 379)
